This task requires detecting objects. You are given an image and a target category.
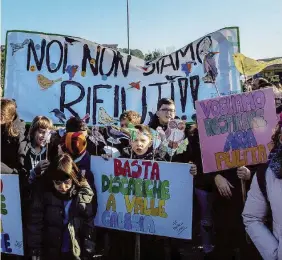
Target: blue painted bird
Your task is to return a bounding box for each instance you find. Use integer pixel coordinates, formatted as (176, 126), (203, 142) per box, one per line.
(66, 65), (79, 80)
(10, 39), (29, 56)
(106, 125), (130, 144)
(49, 109), (66, 124)
(202, 52), (219, 83)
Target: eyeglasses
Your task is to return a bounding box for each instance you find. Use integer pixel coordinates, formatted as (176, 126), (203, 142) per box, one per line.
(53, 179), (72, 185)
(160, 108), (176, 113)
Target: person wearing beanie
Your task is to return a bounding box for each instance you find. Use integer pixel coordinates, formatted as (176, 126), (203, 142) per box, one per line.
(27, 153), (96, 260)
(65, 116), (105, 156)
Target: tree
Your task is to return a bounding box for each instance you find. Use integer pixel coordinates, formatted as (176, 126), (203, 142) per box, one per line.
(118, 48), (144, 59)
(144, 49), (164, 62)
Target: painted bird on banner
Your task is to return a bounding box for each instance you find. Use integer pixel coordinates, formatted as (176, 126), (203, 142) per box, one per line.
(233, 53), (282, 76)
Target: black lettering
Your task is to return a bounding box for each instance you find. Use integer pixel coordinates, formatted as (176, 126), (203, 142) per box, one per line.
(178, 78), (188, 113)
(114, 51), (131, 77)
(81, 44), (99, 76)
(190, 75), (200, 109)
(141, 86), (147, 124)
(63, 43), (68, 73)
(170, 82), (175, 101)
(148, 82), (167, 103)
(27, 39), (46, 71)
(99, 47), (115, 76)
(60, 81), (85, 117)
(143, 63), (156, 76)
(92, 85), (112, 124)
(46, 40), (63, 73)
(160, 55), (176, 73)
(175, 43), (195, 70)
(121, 87), (126, 112)
(114, 85), (119, 117)
(86, 87), (91, 123)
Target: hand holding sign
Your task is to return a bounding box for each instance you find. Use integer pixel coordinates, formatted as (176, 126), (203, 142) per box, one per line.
(189, 164), (197, 176)
(237, 166), (251, 181)
(34, 160), (50, 175)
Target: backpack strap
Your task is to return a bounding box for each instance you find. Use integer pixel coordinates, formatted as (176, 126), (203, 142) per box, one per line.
(256, 163), (269, 202)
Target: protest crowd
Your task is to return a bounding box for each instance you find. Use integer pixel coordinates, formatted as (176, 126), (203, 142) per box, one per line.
(1, 75), (282, 260)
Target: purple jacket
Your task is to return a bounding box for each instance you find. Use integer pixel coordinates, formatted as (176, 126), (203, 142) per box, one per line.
(242, 168), (282, 260)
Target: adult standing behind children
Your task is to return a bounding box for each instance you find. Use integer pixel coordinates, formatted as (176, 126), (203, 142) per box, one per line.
(243, 115), (282, 260)
(148, 98), (197, 259)
(1, 98), (25, 173)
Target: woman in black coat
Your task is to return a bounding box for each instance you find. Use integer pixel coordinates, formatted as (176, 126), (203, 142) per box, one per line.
(1, 98), (25, 173)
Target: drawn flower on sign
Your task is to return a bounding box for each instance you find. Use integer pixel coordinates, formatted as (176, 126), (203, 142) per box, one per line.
(90, 58), (96, 65)
(30, 65), (36, 72)
(81, 71), (86, 77)
(102, 75), (108, 81)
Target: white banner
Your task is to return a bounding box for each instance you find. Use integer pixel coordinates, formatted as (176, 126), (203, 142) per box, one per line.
(4, 28), (241, 124)
(91, 156), (193, 239)
(1, 174), (24, 256)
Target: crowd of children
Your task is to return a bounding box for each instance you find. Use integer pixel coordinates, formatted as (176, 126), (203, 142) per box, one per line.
(1, 88), (282, 260)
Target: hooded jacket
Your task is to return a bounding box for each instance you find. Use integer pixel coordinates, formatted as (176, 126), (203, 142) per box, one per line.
(27, 179), (95, 260)
(18, 139), (47, 181)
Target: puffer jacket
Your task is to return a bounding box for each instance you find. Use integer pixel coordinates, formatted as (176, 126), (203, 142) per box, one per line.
(27, 180), (96, 260)
(242, 168), (282, 260)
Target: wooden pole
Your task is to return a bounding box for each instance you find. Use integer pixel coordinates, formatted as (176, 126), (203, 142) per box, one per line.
(135, 234), (140, 260)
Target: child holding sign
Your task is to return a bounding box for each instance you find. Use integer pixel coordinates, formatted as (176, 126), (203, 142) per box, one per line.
(18, 116), (53, 185)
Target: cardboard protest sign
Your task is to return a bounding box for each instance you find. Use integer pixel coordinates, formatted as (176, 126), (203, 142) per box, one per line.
(196, 88), (277, 173)
(4, 28), (241, 124)
(91, 156), (193, 239)
(1, 175), (24, 256)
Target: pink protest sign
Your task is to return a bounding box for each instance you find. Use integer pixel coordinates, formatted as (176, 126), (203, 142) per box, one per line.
(195, 88), (277, 173)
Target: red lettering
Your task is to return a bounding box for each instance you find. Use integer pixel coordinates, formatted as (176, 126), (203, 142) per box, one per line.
(114, 159), (125, 177)
(142, 161), (152, 179)
(151, 162), (160, 180)
(131, 160), (142, 178)
(124, 160), (132, 177)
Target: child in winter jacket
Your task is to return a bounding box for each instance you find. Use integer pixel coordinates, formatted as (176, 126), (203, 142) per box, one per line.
(18, 116), (53, 185)
(27, 153), (96, 260)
